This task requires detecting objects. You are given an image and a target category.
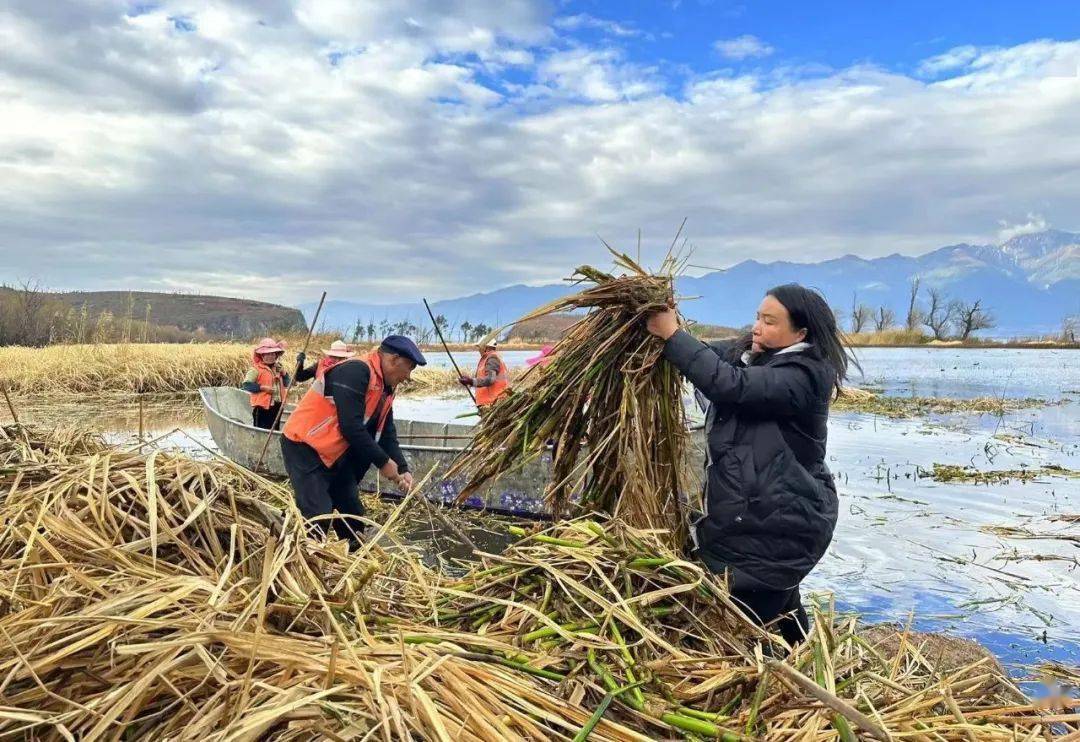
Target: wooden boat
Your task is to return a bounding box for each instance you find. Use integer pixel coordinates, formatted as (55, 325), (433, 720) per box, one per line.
(200, 386), (705, 518)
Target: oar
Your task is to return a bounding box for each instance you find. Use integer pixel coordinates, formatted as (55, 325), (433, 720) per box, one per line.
(422, 298), (477, 407)
(253, 291), (326, 472)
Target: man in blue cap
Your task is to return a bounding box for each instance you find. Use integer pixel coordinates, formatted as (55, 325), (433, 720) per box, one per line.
(282, 334), (427, 548)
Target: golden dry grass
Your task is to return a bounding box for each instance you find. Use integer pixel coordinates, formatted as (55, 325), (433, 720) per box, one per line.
(0, 343), (500, 398)
(0, 426), (1067, 740)
(0, 343), (252, 396)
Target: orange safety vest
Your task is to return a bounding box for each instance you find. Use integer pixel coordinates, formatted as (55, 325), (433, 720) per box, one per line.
(474, 351), (509, 407)
(315, 356), (341, 381)
(283, 350), (394, 468)
(250, 362), (286, 410)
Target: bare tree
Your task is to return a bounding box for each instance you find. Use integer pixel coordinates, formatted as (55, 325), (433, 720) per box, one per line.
(905, 275), (921, 331)
(874, 306), (896, 332)
(922, 287), (955, 340)
(951, 299), (995, 340)
(13, 280), (53, 346)
(1061, 315), (1079, 344)
(849, 294), (872, 334)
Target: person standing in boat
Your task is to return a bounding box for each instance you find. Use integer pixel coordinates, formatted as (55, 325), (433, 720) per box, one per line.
(294, 340), (356, 383)
(646, 284), (854, 646)
(241, 337), (291, 430)
(281, 335), (425, 548)
(458, 339), (510, 409)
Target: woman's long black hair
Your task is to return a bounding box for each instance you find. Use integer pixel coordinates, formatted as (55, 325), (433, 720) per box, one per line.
(768, 283), (858, 396)
(732, 283), (859, 396)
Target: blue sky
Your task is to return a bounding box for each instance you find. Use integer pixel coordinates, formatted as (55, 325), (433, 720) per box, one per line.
(0, 1), (1077, 303)
(562, 0), (1080, 78)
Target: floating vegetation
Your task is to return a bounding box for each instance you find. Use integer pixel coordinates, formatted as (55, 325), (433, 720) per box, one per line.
(982, 521), (1080, 547)
(447, 250), (690, 546)
(833, 387), (1054, 418)
(0, 425), (1072, 739)
(924, 462), (1080, 484)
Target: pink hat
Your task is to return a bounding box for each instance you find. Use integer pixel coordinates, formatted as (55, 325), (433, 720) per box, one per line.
(323, 340), (356, 359)
(526, 344), (555, 368)
(254, 337), (285, 355)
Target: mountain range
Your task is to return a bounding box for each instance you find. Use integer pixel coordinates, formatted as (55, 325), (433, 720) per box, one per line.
(301, 230), (1080, 338)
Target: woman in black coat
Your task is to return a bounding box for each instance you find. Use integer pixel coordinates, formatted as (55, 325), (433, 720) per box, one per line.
(646, 284), (855, 645)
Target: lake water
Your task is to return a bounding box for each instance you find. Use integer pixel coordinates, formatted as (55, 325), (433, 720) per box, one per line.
(428, 347), (1080, 401)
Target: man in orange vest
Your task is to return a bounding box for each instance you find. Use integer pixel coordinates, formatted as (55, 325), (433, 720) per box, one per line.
(458, 339), (509, 408)
(281, 335), (426, 547)
(241, 337), (292, 429)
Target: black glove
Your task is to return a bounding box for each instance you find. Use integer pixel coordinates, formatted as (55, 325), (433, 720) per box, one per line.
(296, 352), (306, 367)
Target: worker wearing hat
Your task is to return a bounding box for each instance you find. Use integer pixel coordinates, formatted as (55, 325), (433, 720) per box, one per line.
(458, 339), (509, 408)
(282, 335), (426, 548)
(295, 339), (356, 383)
(241, 337), (292, 429)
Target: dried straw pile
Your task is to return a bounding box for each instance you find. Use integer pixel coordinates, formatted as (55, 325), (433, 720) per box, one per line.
(0, 425), (1072, 740)
(447, 252), (690, 545)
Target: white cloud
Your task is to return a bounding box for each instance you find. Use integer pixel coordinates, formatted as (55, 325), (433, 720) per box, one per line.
(0, 5), (1078, 307)
(918, 45), (978, 77)
(999, 214), (1050, 242)
(554, 13), (640, 38)
(713, 34), (774, 60)
(536, 47), (660, 101)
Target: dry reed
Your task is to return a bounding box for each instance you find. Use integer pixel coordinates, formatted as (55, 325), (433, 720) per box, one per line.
(0, 426), (1070, 740)
(447, 251), (690, 546)
(0, 343), (483, 399)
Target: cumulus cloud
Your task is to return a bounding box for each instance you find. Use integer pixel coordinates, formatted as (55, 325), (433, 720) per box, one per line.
(535, 47), (660, 101)
(0, 5), (1078, 306)
(713, 34), (774, 60)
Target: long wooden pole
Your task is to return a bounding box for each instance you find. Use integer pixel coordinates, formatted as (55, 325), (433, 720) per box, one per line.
(253, 291), (327, 472)
(423, 298), (477, 406)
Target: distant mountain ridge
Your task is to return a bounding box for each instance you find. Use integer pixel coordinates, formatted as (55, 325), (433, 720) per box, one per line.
(47, 290), (307, 338)
(302, 230), (1080, 338)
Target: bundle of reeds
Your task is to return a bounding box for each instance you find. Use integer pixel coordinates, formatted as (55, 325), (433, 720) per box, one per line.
(446, 251), (690, 545)
(0, 428), (1072, 740)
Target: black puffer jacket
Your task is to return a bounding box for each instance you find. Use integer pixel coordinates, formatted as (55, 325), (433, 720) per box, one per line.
(663, 330), (839, 590)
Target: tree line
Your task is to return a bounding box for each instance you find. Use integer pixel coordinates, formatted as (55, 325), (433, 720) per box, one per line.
(348, 314), (494, 345)
(840, 276), (998, 341)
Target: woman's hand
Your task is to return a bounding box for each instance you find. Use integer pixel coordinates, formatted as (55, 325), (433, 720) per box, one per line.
(646, 306), (680, 341)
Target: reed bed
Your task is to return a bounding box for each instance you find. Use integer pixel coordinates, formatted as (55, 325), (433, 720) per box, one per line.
(0, 343), (251, 396)
(0, 343), (486, 399)
(0, 426), (1072, 740)
(832, 388), (1052, 418)
(447, 252), (690, 546)
(928, 462), (1079, 485)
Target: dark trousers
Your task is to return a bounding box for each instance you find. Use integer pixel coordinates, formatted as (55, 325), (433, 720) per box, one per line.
(252, 402), (282, 430)
(280, 437), (366, 546)
(728, 569), (810, 646)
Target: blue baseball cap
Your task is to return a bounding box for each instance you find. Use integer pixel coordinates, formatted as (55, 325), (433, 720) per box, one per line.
(379, 335), (427, 366)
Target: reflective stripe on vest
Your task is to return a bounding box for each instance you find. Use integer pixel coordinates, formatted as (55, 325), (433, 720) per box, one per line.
(249, 364), (285, 409)
(282, 350), (395, 468)
(474, 351), (509, 407)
